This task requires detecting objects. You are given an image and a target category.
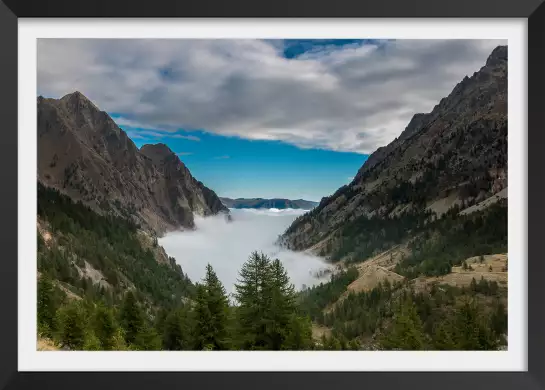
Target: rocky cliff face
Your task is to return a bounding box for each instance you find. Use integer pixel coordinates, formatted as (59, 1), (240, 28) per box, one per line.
(37, 91), (228, 234)
(281, 46), (507, 255)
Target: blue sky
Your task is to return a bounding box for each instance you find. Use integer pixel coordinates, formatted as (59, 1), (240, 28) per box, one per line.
(38, 38), (502, 201)
(116, 121), (367, 201)
(113, 40), (370, 201)
(279, 39), (378, 58)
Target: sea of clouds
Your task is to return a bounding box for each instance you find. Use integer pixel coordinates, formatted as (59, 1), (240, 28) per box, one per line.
(159, 208), (332, 295)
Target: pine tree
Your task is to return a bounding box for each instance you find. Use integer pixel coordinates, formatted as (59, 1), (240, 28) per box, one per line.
(119, 291), (141, 344)
(470, 278), (478, 293)
(92, 304), (118, 350)
(283, 314), (313, 350)
(55, 300), (89, 350)
(379, 297), (427, 350)
(83, 332), (102, 350)
(234, 252), (272, 349)
(432, 319), (457, 350)
(37, 275), (63, 337)
(235, 253), (308, 350)
(265, 259), (297, 349)
(163, 306), (192, 350)
(134, 325), (162, 351)
(193, 264), (230, 350)
(154, 307), (169, 337)
(490, 301), (508, 338)
(453, 299), (498, 350)
(118, 292), (162, 351)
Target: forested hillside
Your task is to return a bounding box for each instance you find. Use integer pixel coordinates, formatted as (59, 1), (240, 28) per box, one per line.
(277, 45), (509, 350)
(281, 46), (508, 269)
(37, 45), (508, 352)
(37, 180), (507, 351)
(37, 187), (313, 350)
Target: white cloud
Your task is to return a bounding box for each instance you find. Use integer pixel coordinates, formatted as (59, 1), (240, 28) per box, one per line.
(37, 39), (505, 154)
(159, 208), (331, 294)
(124, 128), (201, 141)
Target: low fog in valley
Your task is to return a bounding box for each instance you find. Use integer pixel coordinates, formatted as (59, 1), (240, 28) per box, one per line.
(159, 208), (332, 294)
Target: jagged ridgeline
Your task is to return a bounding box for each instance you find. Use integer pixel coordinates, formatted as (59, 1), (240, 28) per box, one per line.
(37, 45), (508, 352)
(281, 45), (508, 277)
(37, 91), (228, 235)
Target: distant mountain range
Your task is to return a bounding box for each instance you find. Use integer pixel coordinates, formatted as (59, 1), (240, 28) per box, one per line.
(220, 197), (318, 210)
(36, 45), (508, 352)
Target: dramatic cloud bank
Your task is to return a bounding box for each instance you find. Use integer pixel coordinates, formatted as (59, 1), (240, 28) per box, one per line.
(159, 208), (332, 295)
(37, 39), (505, 153)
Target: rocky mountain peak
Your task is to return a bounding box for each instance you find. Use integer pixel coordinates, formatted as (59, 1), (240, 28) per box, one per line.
(38, 92), (228, 234)
(140, 143), (187, 171)
(486, 45), (508, 66)
(140, 143), (175, 159)
(60, 90), (99, 112)
(282, 45), (508, 257)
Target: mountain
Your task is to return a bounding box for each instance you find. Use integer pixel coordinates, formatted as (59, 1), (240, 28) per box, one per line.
(281, 46), (507, 267)
(220, 197), (318, 210)
(37, 91), (228, 234)
(36, 49), (508, 352)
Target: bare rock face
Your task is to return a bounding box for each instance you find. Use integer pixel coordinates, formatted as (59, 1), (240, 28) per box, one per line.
(38, 91), (228, 234)
(282, 45), (507, 253)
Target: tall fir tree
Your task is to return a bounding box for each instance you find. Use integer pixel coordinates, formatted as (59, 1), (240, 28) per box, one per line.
(283, 314), (313, 350)
(37, 275), (64, 337)
(119, 291), (144, 346)
(234, 252), (271, 349)
(265, 259), (297, 349)
(92, 304), (118, 350)
(118, 290), (160, 349)
(431, 318), (457, 350)
(379, 297), (427, 350)
(55, 300), (90, 350)
(453, 299), (498, 350)
(193, 264), (230, 350)
(162, 306), (193, 350)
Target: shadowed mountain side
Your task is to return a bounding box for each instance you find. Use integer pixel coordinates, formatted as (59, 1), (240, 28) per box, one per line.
(281, 46), (507, 259)
(38, 91), (228, 234)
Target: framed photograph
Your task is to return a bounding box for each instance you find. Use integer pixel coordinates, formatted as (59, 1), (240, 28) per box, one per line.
(0, 0), (542, 389)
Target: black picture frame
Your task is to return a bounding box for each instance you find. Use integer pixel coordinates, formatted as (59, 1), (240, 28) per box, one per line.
(0, 0), (540, 389)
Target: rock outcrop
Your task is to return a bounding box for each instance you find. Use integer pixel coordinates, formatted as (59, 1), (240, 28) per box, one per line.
(38, 91), (228, 234)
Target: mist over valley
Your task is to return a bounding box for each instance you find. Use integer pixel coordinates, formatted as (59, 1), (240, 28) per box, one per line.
(159, 208), (332, 295)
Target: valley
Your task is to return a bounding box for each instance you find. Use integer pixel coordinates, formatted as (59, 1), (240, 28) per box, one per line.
(158, 208), (331, 294)
(36, 43), (508, 352)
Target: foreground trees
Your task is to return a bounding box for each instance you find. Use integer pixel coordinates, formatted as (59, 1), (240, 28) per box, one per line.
(193, 264), (231, 350)
(40, 253), (313, 351)
(39, 254), (507, 351)
(234, 252), (312, 350)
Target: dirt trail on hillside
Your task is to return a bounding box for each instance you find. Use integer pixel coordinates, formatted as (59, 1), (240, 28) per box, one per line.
(324, 250), (507, 315)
